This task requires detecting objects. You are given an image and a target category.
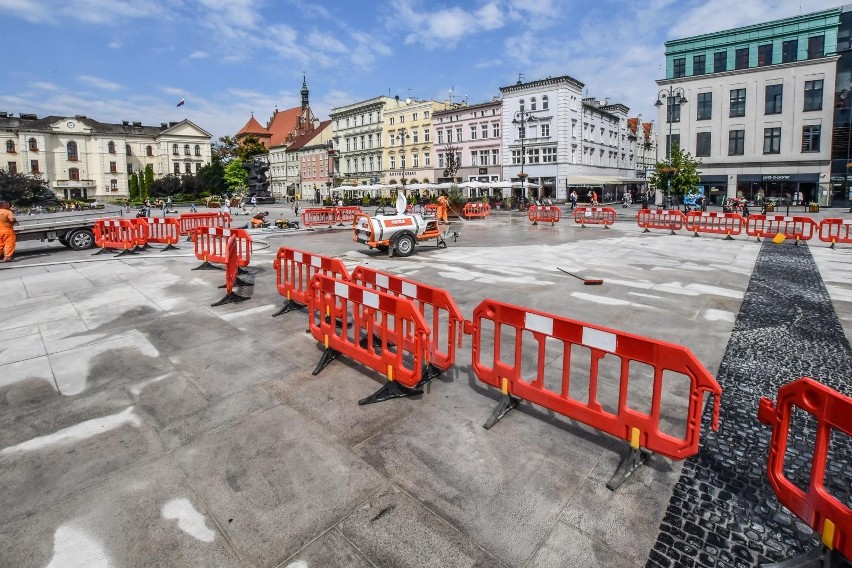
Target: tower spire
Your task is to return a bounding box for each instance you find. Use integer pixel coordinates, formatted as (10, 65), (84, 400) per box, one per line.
(300, 73), (309, 110)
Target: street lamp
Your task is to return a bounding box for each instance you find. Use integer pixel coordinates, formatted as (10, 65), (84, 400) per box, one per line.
(511, 109), (536, 208)
(654, 86), (687, 209)
(397, 127), (410, 196)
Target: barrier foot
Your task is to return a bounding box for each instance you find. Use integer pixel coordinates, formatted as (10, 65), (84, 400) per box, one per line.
(418, 363), (445, 385)
(760, 546), (851, 567)
(693, 231), (700, 238)
(192, 261), (223, 271)
(271, 299), (305, 317)
(642, 227), (650, 233)
(830, 241), (836, 249)
(161, 243), (180, 251)
(483, 394), (521, 430)
(603, 225), (610, 230)
(218, 276), (253, 289)
(670, 229), (676, 236)
(238, 267), (249, 275)
(359, 333), (392, 350)
(532, 221), (538, 226)
(114, 248), (140, 257)
(724, 233), (734, 241)
(358, 380), (423, 406)
(794, 239), (800, 247)
(311, 347), (340, 375)
(92, 248), (109, 255)
(211, 291), (249, 307)
(606, 446), (653, 491)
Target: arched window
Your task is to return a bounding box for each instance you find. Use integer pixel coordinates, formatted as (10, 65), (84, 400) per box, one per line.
(194, 144), (201, 156)
(542, 95), (549, 110)
(5, 140), (15, 153)
(184, 144), (190, 155)
(67, 141), (78, 161)
(107, 141), (116, 154)
(125, 144), (131, 155)
(530, 97), (537, 111)
(172, 144), (178, 155)
(29, 137), (38, 151)
(69, 168), (80, 181)
(146, 145), (153, 156)
(519, 99), (525, 112)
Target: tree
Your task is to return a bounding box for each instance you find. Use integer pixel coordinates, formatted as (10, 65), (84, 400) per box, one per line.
(139, 164), (154, 201)
(128, 172), (139, 200)
(237, 134), (268, 162)
(648, 142), (701, 209)
(223, 160), (248, 194)
(197, 160), (226, 196)
(180, 174), (203, 197)
(0, 169), (57, 207)
(149, 174), (181, 198)
(212, 135), (239, 163)
(442, 143), (461, 182)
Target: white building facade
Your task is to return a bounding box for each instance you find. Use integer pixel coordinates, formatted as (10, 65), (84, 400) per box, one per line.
(432, 99), (503, 193)
(330, 96), (395, 187)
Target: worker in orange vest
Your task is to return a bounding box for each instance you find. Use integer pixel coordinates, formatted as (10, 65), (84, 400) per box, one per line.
(0, 200), (18, 262)
(437, 191), (449, 224)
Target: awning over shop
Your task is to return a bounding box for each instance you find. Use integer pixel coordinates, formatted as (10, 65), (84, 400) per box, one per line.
(566, 175), (621, 186)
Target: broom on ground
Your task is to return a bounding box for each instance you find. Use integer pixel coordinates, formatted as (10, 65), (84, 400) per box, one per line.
(557, 267), (604, 285)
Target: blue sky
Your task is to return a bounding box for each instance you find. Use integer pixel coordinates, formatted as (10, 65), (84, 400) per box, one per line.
(0, 0), (841, 140)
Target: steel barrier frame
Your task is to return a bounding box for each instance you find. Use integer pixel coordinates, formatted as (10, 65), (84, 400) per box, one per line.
(574, 207), (617, 228)
(272, 247), (351, 316)
(528, 205), (562, 226)
(469, 299), (721, 490)
(758, 378), (852, 566)
(308, 273), (431, 404)
(685, 211), (745, 240)
(636, 209), (686, 234)
(818, 218), (852, 249)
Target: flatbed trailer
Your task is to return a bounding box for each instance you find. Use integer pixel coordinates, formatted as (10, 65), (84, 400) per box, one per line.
(14, 208), (122, 250)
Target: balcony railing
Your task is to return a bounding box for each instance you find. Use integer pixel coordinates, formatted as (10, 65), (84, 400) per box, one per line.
(54, 179), (96, 188)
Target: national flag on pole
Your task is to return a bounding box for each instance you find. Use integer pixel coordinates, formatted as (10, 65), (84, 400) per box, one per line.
(176, 98), (185, 107)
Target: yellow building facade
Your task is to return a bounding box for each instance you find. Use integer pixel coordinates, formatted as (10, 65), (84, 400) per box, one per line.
(382, 97), (449, 189)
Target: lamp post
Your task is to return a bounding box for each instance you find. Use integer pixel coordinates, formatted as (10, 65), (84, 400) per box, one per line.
(654, 86), (687, 209)
(511, 109), (536, 209)
(396, 127), (410, 197)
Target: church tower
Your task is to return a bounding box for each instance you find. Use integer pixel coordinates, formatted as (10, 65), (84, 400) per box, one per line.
(300, 75), (309, 110)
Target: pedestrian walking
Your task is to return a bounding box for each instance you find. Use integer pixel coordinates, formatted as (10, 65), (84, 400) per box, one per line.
(144, 198), (152, 218)
(569, 190), (577, 209)
(249, 195), (257, 213)
(189, 202), (197, 213)
(0, 200), (18, 262)
(165, 196), (172, 215)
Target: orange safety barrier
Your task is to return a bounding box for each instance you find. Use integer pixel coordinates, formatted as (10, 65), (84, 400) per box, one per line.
(684, 211), (745, 240)
(424, 204), (438, 216)
(818, 218), (852, 249)
(93, 218), (143, 256)
(334, 205), (364, 226)
(527, 205), (562, 225)
(469, 299), (721, 490)
(308, 273), (431, 404)
(463, 202), (491, 219)
(178, 212), (231, 241)
(192, 226), (252, 271)
(142, 217), (181, 251)
(351, 265), (464, 391)
(272, 247), (351, 316)
(636, 209), (686, 234)
(574, 206), (617, 228)
(301, 208), (337, 228)
(745, 214), (818, 244)
(211, 234), (251, 306)
(758, 378), (852, 563)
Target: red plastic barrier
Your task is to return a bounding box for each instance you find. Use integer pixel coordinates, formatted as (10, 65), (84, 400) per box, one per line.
(351, 265), (464, 379)
(143, 217), (180, 250)
(272, 247), (351, 315)
(685, 211), (745, 239)
(527, 205), (562, 225)
(301, 208), (337, 228)
(745, 214), (818, 243)
(758, 378), (852, 560)
(334, 206), (364, 226)
(178, 212), (231, 240)
(636, 209), (686, 233)
(463, 202), (491, 219)
(424, 204), (438, 216)
(469, 299), (721, 489)
(818, 218), (852, 248)
(308, 273), (431, 404)
(211, 234), (249, 306)
(574, 207), (617, 228)
(93, 219), (142, 256)
(192, 226), (252, 270)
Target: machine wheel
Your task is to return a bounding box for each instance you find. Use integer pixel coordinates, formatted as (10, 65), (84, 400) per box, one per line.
(376, 244), (389, 252)
(394, 233), (416, 257)
(67, 228), (96, 250)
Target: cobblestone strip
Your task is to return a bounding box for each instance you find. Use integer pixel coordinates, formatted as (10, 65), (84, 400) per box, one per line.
(647, 241), (852, 568)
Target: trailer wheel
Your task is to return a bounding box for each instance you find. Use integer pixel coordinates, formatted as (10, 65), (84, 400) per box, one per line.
(394, 233), (416, 257)
(67, 228), (95, 250)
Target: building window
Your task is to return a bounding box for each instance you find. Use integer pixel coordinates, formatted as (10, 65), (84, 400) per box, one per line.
(527, 148), (540, 164)
(389, 155), (396, 170)
(126, 144), (131, 156)
(437, 130), (444, 144)
(110, 179), (117, 191)
(530, 97), (537, 111)
(479, 124), (487, 139)
(67, 141), (78, 161)
(673, 57), (686, 78)
(511, 149), (522, 165)
(172, 144), (179, 155)
(697, 92), (712, 120)
(693, 54), (706, 75)
(665, 134), (680, 158)
(493, 123), (500, 138)
(424, 111), (430, 119)
(807, 35), (825, 59)
(803, 80), (823, 111)
(195, 163), (201, 173)
(455, 127), (462, 141)
(424, 152), (431, 167)
(437, 153), (444, 169)
(519, 99), (525, 112)
(666, 96), (682, 123)
(8, 161), (17, 174)
(410, 153), (417, 168)
(29, 137), (38, 151)
(541, 123), (550, 137)
(69, 168), (80, 181)
(757, 44), (773, 66)
(109, 161), (117, 173)
(412, 129), (419, 143)
(368, 134), (373, 148)
(31, 160), (39, 173)
(782, 39), (798, 63)
(491, 149), (499, 165)
(5, 140), (15, 153)
(194, 144), (201, 156)
(400, 153), (406, 169)
(470, 126), (477, 140)
(696, 132), (711, 157)
(471, 151), (478, 166)
(127, 163), (133, 174)
(765, 84), (783, 114)
(728, 130), (745, 155)
(542, 147), (557, 163)
(735, 47), (749, 70)
(185, 163), (191, 174)
(542, 96), (549, 110)
(146, 145), (153, 157)
(361, 157), (366, 172)
(183, 144), (190, 155)
(174, 163), (180, 175)
(730, 88), (746, 117)
(369, 156), (374, 171)
(108, 141), (116, 154)
(714, 51), (727, 73)
(423, 129), (430, 143)
(763, 127), (781, 154)
(802, 125), (821, 152)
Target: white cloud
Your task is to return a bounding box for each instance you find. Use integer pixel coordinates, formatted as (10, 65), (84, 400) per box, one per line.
(107, 40), (121, 49)
(77, 75), (123, 91)
(188, 50), (209, 59)
(307, 32), (347, 54)
(392, 0), (506, 48)
(30, 81), (59, 91)
(0, 0), (165, 25)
